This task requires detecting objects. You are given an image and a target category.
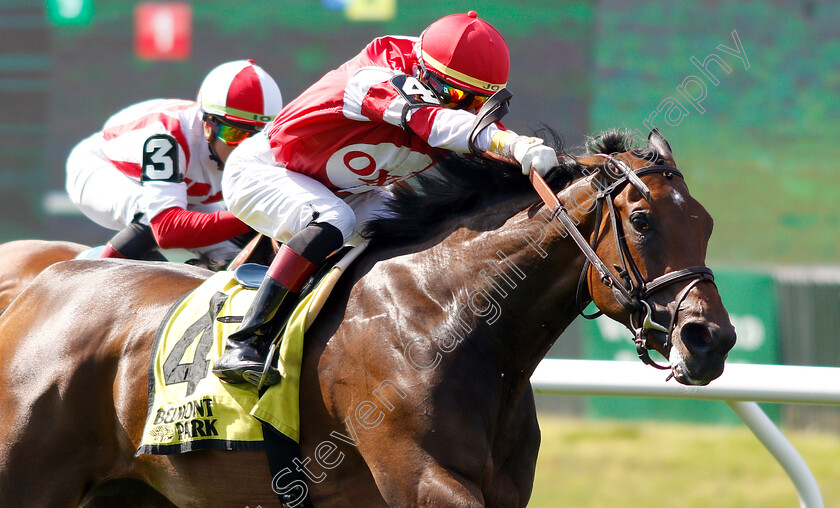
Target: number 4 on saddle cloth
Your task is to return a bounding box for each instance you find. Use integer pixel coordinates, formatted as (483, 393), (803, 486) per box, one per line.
(135, 242), (366, 456)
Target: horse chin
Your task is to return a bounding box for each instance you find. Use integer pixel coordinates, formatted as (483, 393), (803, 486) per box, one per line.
(668, 346), (713, 386)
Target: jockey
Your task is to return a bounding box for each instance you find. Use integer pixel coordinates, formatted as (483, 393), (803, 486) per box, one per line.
(214, 12), (559, 386)
(65, 60), (283, 262)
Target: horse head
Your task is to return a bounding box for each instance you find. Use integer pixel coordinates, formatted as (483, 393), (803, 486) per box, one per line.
(563, 128), (736, 385)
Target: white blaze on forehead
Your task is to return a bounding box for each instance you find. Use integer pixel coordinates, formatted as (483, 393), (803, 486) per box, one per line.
(670, 188), (686, 210)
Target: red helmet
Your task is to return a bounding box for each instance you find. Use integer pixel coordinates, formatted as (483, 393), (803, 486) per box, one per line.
(418, 11), (509, 95)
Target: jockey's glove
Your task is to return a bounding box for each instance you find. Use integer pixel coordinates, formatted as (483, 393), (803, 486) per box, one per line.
(490, 132), (558, 177)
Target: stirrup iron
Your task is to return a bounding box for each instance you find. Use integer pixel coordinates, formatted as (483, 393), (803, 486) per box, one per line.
(248, 342), (280, 390)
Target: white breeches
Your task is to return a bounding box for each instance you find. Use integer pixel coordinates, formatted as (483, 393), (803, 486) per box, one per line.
(65, 134), (239, 260)
(222, 132), (390, 246)
(66, 134), (149, 230)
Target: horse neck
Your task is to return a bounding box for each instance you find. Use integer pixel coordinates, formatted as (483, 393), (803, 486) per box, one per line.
(423, 191), (593, 378)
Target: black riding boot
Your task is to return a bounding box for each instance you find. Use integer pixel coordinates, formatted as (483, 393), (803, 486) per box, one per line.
(212, 276), (298, 386)
(212, 222), (344, 387)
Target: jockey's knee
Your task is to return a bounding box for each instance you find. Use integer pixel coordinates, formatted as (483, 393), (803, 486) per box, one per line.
(105, 219), (158, 259)
(303, 203), (356, 245)
(287, 222), (345, 265)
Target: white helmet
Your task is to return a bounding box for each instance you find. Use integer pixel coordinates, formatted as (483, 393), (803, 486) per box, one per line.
(197, 59), (283, 127)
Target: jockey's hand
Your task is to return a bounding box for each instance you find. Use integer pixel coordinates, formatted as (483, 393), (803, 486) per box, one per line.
(511, 136), (558, 177)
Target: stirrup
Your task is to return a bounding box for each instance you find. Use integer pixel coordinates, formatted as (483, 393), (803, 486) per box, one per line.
(243, 342), (281, 390)
(245, 295), (299, 389)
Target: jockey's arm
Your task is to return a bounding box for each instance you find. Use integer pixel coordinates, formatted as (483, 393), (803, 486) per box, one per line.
(354, 70), (558, 176)
(407, 107), (558, 177)
(480, 127), (559, 177)
(149, 207), (252, 249)
(396, 94), (557, 177)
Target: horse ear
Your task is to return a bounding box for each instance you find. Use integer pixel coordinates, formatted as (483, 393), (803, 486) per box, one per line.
(648, 128), (675, 165)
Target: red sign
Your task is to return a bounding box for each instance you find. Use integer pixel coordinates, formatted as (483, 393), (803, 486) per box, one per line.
(135, 3), (191, 60)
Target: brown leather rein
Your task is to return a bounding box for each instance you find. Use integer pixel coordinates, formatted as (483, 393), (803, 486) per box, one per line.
(530, 158), (715, 370)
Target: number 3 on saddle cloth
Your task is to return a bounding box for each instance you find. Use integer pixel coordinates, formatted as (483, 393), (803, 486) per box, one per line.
(135, 269), (321, 456)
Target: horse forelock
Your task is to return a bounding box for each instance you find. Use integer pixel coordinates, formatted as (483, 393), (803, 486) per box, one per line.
(363, 127), (584, 247)
(582, 128), (666, 165)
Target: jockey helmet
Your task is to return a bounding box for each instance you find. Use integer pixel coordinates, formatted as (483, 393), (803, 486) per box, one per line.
(417, 11), (509, 97)
(197, 59), (283, 128)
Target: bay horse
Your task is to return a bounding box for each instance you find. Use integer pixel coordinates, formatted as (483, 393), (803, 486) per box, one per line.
(0, 235), (273, 315)
(0, 239), (87, 313)
(0, 129), (735, 507)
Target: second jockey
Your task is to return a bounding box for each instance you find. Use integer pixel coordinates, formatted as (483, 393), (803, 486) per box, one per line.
(65, 60), (283, 263)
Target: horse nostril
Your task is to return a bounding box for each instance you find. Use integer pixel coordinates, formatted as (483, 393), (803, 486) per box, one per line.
(680, 322), (715, 353)
(722, 324), (737, 353)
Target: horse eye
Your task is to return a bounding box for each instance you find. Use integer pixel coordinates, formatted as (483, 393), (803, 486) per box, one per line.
(631, 214), (650, 231)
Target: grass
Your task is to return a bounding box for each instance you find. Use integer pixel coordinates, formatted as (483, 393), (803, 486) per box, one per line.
(529, 413), (840, 507)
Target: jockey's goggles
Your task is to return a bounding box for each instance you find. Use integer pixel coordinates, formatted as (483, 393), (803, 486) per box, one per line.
(206, 115), (260, 146)
(425, 72), (490, 113)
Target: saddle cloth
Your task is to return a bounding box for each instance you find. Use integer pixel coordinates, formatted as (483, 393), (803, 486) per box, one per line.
(136, 271), (320, 455)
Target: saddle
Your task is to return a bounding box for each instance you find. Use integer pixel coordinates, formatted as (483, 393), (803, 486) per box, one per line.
(137, 240), (369, 456)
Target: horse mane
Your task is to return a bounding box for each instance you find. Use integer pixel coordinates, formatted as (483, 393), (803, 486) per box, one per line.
(583, 128), (665, 165)
(363, 127), (655, 247)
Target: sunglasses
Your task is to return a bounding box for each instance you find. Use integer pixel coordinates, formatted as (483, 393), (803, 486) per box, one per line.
(425, 72), (490, 113)
(207, 117), (259, 146)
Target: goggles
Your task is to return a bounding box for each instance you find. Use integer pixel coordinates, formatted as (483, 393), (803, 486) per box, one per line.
(207, 116), (259, 146)
(424, 71), (490, 113)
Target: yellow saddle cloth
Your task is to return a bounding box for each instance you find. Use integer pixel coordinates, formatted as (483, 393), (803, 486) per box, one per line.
(136, 270), (315, 455)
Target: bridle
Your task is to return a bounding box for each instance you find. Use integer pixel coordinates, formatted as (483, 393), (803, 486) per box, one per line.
(530, 155), (716, 371)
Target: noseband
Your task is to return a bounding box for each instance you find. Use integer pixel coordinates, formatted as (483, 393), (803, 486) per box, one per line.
(530, 156), (715, 370)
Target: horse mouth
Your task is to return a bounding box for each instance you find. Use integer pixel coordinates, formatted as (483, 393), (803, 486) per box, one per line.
(667, 347), (707, 386)
(668, 321), (734, 386)
(669, 358), (710, 386)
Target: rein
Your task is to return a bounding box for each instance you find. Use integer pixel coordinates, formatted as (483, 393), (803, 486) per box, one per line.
(530, 158), (715, 370)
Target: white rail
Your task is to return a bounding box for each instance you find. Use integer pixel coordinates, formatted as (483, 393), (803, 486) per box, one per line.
(531, 359), (840, 508)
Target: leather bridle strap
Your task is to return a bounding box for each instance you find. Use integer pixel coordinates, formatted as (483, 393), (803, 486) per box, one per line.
(642, 267), (714, 298)
(530, 164), (717, 372)
(529, 170), (638, 310)
(528, 165), (561, 209)
(635, 273), (713, 370)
